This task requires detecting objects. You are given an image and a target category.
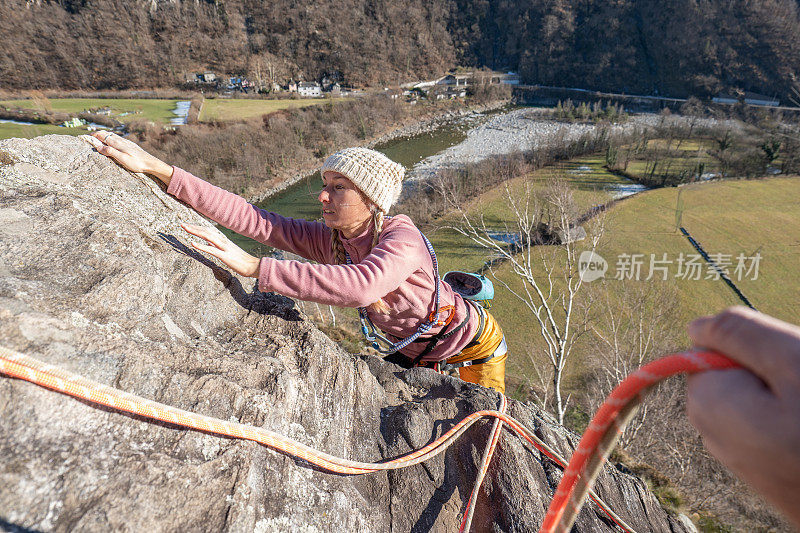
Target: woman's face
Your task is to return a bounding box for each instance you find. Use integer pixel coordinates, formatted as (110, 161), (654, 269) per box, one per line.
(319, 171), (373, 238)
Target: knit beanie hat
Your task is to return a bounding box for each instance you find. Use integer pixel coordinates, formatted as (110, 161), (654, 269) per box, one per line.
(321, 147), (405, 213)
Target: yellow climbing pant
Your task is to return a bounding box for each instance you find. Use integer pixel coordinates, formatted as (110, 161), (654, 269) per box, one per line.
(446, 307), (507, 394)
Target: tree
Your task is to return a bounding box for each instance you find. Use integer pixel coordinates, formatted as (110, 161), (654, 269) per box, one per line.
(759, 137), (782, 165)
(439, 169), (602, 423)
(584, 279), (681, 448)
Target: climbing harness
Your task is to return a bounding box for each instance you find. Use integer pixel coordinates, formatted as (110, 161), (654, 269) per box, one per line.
(0, 344), (739, 532)
(347, 226), (454, 356)
(348, 226), (497, 368)
(427, 301), (507, 373)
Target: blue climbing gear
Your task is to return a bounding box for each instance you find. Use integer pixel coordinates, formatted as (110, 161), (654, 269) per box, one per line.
(443, 271), (494, 309)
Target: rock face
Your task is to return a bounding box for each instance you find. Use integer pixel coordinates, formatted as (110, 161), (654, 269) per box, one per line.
(0, 136), (690, 532)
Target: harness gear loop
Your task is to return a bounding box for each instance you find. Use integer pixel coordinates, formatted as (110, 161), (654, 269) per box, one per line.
(416, 300), (507, 373)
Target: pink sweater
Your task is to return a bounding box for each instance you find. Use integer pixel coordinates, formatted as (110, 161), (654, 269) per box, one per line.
(167, 167), (479, 362)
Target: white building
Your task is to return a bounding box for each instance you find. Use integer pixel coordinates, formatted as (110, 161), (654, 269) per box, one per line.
(297, 81), (322, 97)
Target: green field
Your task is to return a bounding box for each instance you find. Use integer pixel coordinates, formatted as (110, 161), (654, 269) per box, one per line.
(199, 97), (348, 122)
(0, 97), (350, 139)
(425, 162), (800, 388)
(0, 98), (180, 124)
(0, 121), (87, 139)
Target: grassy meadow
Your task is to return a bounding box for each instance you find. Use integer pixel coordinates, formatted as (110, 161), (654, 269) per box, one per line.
(0, 96), (343, 139)
(424, 159), (800, 394)
(0, 98), (180, 123)
(0, 121), (86, 139)
(198, 97), (347, 122)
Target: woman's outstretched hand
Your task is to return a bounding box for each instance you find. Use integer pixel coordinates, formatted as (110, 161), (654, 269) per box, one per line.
(181, 223), (261, 278)
(86, 134), (259, 277)
(84, 132), (174, 185)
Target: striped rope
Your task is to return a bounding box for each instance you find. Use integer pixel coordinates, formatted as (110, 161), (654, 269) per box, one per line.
(0, 345), (736, 532)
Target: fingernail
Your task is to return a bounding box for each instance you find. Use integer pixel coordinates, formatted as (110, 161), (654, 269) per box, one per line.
(82, 135), (101, 148)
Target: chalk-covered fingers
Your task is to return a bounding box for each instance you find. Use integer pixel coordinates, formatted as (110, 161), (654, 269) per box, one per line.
(98, 131), (136, 152)
(90, 131), (131, 152)
(86, 131), (149, 173)
(688, 306), (800, 392)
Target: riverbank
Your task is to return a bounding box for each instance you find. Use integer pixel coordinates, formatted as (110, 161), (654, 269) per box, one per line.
(366, 100), (509, 148)
(247, 98), (510, 203)
(410, 109), (645, 180)
(408, 109), (742, 181)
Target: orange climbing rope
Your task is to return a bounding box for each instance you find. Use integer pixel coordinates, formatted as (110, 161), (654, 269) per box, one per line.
(540, 349), (741, 533)
(0, 345), (738, 532)
(460, 394), (507, 532)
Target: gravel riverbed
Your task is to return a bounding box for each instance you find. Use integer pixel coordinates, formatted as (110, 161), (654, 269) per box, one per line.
(409, 108), (638, 180)
(408, 108), (738, 180)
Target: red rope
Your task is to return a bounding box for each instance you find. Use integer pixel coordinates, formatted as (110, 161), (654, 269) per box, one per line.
(539, 349), (740, 533)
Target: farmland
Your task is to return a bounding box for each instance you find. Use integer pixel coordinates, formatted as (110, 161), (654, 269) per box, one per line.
(437, 171), (800, 383)
(0, 97), (343, 140)
(0, 98), (180, 124)
(198, 97), (347, 122)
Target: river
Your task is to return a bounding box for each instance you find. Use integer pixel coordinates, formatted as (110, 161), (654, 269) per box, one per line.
(220, 111), (489, 255)
(170, 101), (191, 126)
(219, 107), (651, 256)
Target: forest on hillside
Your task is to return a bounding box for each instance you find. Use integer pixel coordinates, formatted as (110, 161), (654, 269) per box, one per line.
(3, 0), (800, 100)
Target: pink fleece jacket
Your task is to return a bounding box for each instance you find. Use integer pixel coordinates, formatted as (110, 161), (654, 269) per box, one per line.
(167, 167), (479, 362)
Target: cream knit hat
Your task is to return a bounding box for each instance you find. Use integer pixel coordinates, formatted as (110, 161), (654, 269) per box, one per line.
(321, 147), (405, 213)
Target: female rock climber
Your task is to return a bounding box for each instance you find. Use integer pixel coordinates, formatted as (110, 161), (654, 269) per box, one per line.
(86, 131), (508, 393)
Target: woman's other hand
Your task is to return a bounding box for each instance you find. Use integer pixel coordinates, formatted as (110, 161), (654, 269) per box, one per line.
(686, 306), (800, 527)
(181, 223), (260, 278)
(84, 132), (174, 186)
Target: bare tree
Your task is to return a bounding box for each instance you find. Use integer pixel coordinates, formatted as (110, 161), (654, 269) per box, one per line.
(438, 169), (602, 423)
(584, 279), (681, 447)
